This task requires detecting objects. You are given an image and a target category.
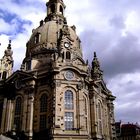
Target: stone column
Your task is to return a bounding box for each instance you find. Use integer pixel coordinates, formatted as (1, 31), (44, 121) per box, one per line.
(1, 98), (7, 133)
(25, 90), (34, 140)
(5, 100), (13, 132)
(1, 99), (13, 132)
(28, 94), (34, 139)
(76, 81), (83, 133)
(22, 94), (28, 131)
(25, 80), (35, 140)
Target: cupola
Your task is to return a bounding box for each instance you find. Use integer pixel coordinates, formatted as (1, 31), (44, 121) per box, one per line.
(46, 0), (66, 20)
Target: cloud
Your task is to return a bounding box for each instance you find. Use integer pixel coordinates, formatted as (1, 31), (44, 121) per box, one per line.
(108, 73), (140, 123)
(110, 15), (126, 30)
(102, 32), (140, 78)
(0, 0), (46, 71)
(65, 0), (140, 124)
(0, 19), (12, 33)
(0, 35), (10, 61)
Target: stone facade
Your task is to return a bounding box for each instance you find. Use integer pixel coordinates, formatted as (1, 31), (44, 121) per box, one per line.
(0, 0), (116, 140)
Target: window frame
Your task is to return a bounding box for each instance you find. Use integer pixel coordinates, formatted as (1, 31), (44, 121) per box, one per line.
(64, 89), (75, 130)
(64, 112), (74, 130)
(66, 51), (71, 60)
(39, 93), (48, 130)
(14, 96), (23, 130)
(40, 94), (48, 113)
(59, 5), (63, 14)
(65, 90), (73, 110)
(34, 33), (41, 44)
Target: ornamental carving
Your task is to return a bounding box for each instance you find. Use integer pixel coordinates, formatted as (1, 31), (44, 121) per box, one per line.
(30, 42), (57, 54)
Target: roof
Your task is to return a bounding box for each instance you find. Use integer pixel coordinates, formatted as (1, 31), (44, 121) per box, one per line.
(26, 20), (82, 58)
(122, 124), (140, 129)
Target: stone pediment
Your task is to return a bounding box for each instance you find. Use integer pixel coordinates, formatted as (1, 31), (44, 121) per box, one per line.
(3, 70), (36, 91)
(95, 80), (116, 100)
(5, 70), (35, 84)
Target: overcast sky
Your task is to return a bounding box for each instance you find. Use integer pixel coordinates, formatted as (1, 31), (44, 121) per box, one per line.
(0, 0), (140, 124)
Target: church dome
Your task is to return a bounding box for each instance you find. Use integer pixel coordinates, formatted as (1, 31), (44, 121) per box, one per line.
(23, 0), (84, 72)
(26, 20), (82, 57)
(25, 0), (83, 60)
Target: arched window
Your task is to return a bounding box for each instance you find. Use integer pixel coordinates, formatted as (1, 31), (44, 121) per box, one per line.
(50, 4), (55, 13)
(64, 90), (74, 130)
(65, 90), (73, 110)
(14, 97), (22, 130)
(66, 51), (71, 60)
(40, 94), (47, 113)
(59, 5), (63, 14)
(39, 94), (48, 130)
(97, 102), (102, 134)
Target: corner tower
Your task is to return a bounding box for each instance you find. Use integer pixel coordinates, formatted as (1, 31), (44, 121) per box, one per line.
(0, 40), (13, 80)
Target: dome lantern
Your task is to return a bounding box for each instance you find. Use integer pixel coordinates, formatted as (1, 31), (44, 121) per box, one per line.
(46, 0), (66, 21)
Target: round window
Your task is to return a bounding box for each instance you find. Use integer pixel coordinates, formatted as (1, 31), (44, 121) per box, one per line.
(65, 71), (74, 80)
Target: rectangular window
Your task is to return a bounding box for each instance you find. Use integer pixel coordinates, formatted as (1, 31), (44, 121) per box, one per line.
(14, 117), (21, 130)
(26, 61), (31, 71)
(98, 120), (102, 134)
(34, 33), (41, 44)
(65, 112), (74, 130)
(84, 97), (87, 115)
(85, 117), (87, 130)
(40, 114), (47, 130)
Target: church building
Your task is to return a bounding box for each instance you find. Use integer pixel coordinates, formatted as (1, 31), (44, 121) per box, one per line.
(0, 0), (116, 140)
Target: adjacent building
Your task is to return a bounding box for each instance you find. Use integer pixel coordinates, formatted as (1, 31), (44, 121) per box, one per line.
(115, 122), (140, 140)
(0, 0), (116, 140)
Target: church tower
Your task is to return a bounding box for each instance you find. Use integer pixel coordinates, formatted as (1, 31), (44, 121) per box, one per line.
(0, 40), (13, 80)
(0, 0), (116, 140)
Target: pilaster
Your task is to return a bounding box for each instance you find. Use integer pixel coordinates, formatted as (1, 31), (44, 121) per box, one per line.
(25, 90), (34, 139)
(5, 100), (13, 132)
(1, 98), (7, 133)
(22, 94), (28, 131)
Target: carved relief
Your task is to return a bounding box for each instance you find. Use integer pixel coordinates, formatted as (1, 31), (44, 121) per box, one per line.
(30, 42), (57, 55)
